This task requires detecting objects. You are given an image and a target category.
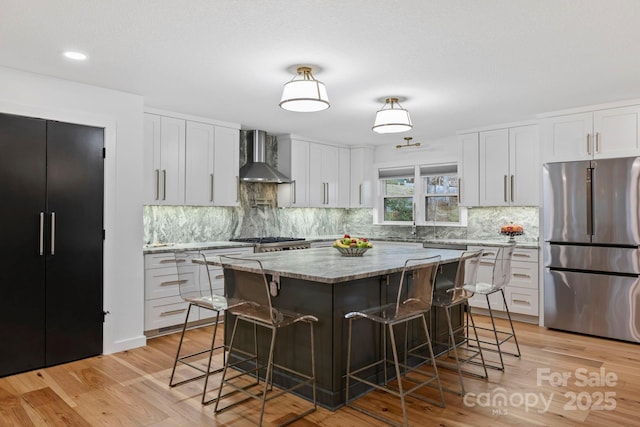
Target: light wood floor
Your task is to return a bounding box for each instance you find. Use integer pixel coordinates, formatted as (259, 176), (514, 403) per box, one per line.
(1, 316), (640, 426)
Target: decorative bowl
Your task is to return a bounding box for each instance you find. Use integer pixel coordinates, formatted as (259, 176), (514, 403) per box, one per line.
(334, 246), (369, 257)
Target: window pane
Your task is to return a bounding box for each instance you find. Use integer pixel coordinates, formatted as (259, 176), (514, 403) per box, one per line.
(425, 175), (458, 195)
(425, 196), (459, 222)
(384, 178), (414, 196)
(384, 197), (413, 221)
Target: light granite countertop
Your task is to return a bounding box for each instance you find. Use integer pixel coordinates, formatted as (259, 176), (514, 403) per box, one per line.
(143, 241), (254, 254)
(422, 238), (539, 249)
(199, 246), (464, 284)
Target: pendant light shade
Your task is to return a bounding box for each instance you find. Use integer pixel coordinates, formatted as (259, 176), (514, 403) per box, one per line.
(279, 66), (330, 112)
(372, 97), (413, 134)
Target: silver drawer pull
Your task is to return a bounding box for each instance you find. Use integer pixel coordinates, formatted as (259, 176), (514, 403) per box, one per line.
(512, 299), (531, 306)
(160, 308), (186, 317)
(159, 258), (185, 264)
(513, 273), (531, 279)
(513, 253), (531, 258)
(483, 252), (496, 257)
(160, 280), (186, 286)
(215, 274), (225, 280)
(480, 261), (495, 266)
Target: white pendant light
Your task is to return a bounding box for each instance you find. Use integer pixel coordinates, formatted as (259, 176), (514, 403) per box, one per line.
(372, 97), (413, 134)
(279, 66), (330, 112)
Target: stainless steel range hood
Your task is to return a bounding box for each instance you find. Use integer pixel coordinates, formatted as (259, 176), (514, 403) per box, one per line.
(239, 130), (290, 183)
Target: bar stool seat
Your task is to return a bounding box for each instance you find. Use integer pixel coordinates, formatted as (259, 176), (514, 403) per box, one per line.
(214, 255), (318, 427)
(169, 250), (248, 405)
(432, 250), (488, 396)
(463, 244), (521, 370)
(345, 256), (445, 427)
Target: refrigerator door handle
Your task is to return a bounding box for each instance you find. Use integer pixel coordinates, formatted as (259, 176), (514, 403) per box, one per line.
(586, 168), (593, 236)
(39, 212), (44, 256)
(51, 212), (56, 255)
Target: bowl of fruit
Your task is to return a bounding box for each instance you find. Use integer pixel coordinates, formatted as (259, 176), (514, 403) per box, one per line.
(333, 234), (373, 257)
(500, 222), (524, 243)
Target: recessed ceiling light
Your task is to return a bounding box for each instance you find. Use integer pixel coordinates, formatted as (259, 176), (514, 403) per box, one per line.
(63, 51), (88, 61)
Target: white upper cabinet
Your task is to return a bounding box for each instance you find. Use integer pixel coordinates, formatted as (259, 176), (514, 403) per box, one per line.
(479, 129), (510, 206)
(145, 111), (240, 206)
(144, 113), (185, 205)
(350, 147), (374, 208)
(277, 135), (348, 208)
(458, 133), (479, 206)
(542, 104), (640, 163)
(212, 126), (240, 206)
(308, 143), (338, 207)
(509, 125), (540, 206)
(479, 125), (539, 207)
(185, 121), (215, 205)
(277, 136), (309, 207)
(338, 147), (351, 208)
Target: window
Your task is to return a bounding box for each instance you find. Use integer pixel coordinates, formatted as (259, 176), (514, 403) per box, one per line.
(379, 167), (415, 222)
(376, 164), (466, 226)
(421, 164), (463, 225)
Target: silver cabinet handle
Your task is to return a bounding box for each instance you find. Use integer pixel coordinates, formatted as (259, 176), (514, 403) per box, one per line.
(513, 273), (531, 279)
(50, 212), (56, 255)
(39, 212), (44, 256)
(510, 175), (514, 202)
(513, 253), (531, 258)
(210, 174), (214, 202)
(359, 183), (363, 205)
(503, 175), (508, 202)
(214, 274), (225, 280)
(162, 170), (167, 200)
(458, 178), (462, 206)
(595, 132), (600, 153)
(292, 180), (297, 204)
(587, 133), (591, 155)
(236, 176), (240, 202)
(512, 299), (531, 306)
(325, 182), (329, 204)
(160, 279), (186, 286)
(155, 169), (160, 200)
(160, 308), (186, 317)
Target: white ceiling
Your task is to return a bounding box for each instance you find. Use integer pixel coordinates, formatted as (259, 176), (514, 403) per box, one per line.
(2, 0), (640, 146)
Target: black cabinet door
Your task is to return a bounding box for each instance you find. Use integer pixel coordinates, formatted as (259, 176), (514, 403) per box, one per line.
(45, 121), (104, 366)
(0, 113), (47, 376)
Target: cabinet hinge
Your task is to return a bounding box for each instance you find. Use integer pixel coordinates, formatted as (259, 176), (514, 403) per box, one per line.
(103, 147), (106, 158)
(102, 229), (106, 240)
(102, 310), (110, 323)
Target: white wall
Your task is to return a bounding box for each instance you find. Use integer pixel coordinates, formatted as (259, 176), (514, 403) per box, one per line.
(0, 66), (146, 354)
(373, 134), (459, 166)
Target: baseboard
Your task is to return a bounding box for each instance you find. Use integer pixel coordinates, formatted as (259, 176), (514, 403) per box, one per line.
(104, 335), (147, 355)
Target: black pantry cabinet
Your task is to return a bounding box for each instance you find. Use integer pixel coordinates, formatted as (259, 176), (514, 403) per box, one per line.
(0, 112), (104, 377)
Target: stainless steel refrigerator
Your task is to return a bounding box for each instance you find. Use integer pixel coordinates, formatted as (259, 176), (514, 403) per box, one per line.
(543, 157), (640, 343)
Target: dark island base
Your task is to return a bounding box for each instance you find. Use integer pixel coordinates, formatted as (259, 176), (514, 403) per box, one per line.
(223, 261), (463, 411)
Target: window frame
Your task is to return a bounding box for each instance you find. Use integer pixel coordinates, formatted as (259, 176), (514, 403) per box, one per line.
(375, 163), (467, 227)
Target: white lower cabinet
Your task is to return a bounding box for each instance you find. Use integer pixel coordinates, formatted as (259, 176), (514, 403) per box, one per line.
(144, 246), (253, 335)
(468, 245), (539, 318)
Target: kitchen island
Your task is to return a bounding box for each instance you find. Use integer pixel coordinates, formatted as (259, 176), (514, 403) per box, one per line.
(202, 245), (465, 410)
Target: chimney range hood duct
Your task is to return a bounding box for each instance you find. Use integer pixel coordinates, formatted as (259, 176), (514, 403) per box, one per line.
(239, 130), (291, 183)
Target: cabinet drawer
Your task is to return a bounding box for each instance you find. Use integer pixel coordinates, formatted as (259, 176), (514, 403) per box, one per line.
(145, 253), (180, 269)
(144, 296), (197, 331)
(509, 262), (538, 289)
(145, 266), (187, 299)
(468, 291), (504, 311)
(505, 287), (539, 316)
(512, 248), (538, 263)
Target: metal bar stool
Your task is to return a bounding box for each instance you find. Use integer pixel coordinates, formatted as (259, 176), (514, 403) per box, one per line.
(345, 256), (445, 427)
(169, 250), (249, 405)
(214, 255), (318, 427)
(464, 244), (521, 370)
(432, 250), (488, 395)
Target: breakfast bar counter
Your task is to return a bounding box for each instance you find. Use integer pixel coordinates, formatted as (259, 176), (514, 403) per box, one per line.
(201, 246), (465, 410)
